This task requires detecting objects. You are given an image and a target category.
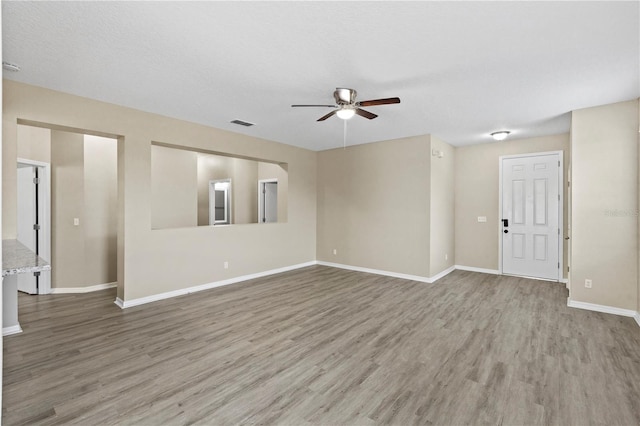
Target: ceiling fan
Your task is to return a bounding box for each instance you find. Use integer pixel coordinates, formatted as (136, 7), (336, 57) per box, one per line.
(292, 88), (401, 121)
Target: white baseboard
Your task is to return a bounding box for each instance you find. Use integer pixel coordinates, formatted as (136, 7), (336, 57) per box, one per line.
(635, 312), (640, 328)
(317, 261), (432, 283)
(51, 282), (117, 294)
(567, 298), (639, 320)
(454, 265), (501, 275)
(3, 324), (23, 336)
(316, 261), (457, 283)
(114, 261), (317, 309)
(429, 265), (456, 282)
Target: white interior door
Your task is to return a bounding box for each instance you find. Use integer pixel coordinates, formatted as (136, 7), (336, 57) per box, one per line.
(258, 179), (278, 223)
(16, 160), (51, 294)
(264, 182), (277, 223)
(501, 153), (561, 280)
(17, 165), (38, 294)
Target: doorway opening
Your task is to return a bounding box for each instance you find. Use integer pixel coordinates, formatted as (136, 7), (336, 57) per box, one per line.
(209, 179), (232, 225)
(258, 179), (278, 223)
(16, 123), (119, 294)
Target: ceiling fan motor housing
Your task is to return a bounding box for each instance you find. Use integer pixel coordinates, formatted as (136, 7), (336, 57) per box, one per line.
(334, 88), (357, 105)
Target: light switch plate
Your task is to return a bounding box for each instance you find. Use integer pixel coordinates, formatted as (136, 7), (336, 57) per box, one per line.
(477, 216), (487, 223)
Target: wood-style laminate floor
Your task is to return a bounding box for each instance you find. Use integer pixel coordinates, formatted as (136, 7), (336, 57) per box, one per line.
(3, 266), (640, 425)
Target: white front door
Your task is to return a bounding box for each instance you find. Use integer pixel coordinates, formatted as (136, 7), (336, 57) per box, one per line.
(501, 153), (561, 281)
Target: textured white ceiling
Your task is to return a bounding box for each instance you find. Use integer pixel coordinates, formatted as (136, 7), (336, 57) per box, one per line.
(2, 1), (639, 150)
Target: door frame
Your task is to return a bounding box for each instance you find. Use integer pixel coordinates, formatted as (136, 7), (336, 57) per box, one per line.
(498, 150), (563, 281)
(17, 158), (52, 294)
(209, 178), (232, 225)
(257, 178), (278, 223)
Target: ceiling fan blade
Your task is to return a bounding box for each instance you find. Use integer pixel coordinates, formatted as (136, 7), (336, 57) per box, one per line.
(317, 110), (337, 121)
(291, 104), (336, 108)
(358, 97), (401, 107)
(355, 108), (378, 120)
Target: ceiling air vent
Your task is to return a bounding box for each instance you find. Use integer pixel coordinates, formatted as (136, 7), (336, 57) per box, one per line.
(230, 119), (255, 127)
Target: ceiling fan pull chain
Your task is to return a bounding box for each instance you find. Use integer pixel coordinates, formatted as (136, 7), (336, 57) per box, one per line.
(343, 119), (347, 149)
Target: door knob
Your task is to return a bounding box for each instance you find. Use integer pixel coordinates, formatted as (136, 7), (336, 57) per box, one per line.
(564, 237), (570, 240)
(504, 230), (508, 234)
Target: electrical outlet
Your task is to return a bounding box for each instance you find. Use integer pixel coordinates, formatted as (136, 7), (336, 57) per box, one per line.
(224, 261), (229, 269)
(445, 254), (448, 260)
(585, 279), (592, 288)
(333, 249), (337, 255)
(73, 218), (79, 226)
(478, 216), (487, 223)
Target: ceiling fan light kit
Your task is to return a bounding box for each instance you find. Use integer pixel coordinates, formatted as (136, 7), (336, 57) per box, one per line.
(292, 88), (400, 122)
(336, 107), (356, 120)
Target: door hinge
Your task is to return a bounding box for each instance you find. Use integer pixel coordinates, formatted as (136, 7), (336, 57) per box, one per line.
(33, 224), (41, 231)
(558, 228), (560, 235)
(567, 266), (570, 272)
(558, 262), (560, 268)
(33, 177), (40, 184)
(567, 181), (570, 187)
(558, 161), (560, 167)
(558, 194), (560, 201)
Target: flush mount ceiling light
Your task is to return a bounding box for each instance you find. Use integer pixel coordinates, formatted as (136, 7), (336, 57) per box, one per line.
(2, 61), (20, 72)
(491, 131), (510, 141)
(336, 107), (356, 120)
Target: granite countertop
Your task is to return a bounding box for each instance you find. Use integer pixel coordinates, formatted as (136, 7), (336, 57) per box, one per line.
(2, 239), (51, 277)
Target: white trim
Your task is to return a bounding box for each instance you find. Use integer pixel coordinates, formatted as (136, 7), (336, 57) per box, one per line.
(114, 262), (317, 309)
(51, 282), (117, 294)
(429, 265), (456, 282)
(315, 261), (456, 283)
(498, 151), (564, 282)
(317, 261), (432, 283)
(567, 298), (638, 318)
(634, 312), (640, 328)
(3, 325), (23, 336)
(454, 265), (500, 275)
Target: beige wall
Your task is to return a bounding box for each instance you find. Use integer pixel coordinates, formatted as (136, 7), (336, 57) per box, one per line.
(51, 131), (86, 288)
(570, 99), (639, 310)
(429, 135), (455, 276)
(17, 124), (50, 163)
(230, 157), (259, 224)
(84, 135), (117, 286)
(151, 144), (198, 229)
(3, 80), (317, 302)
(455, 134), (570, 273)
(317, 135), (431, 277)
